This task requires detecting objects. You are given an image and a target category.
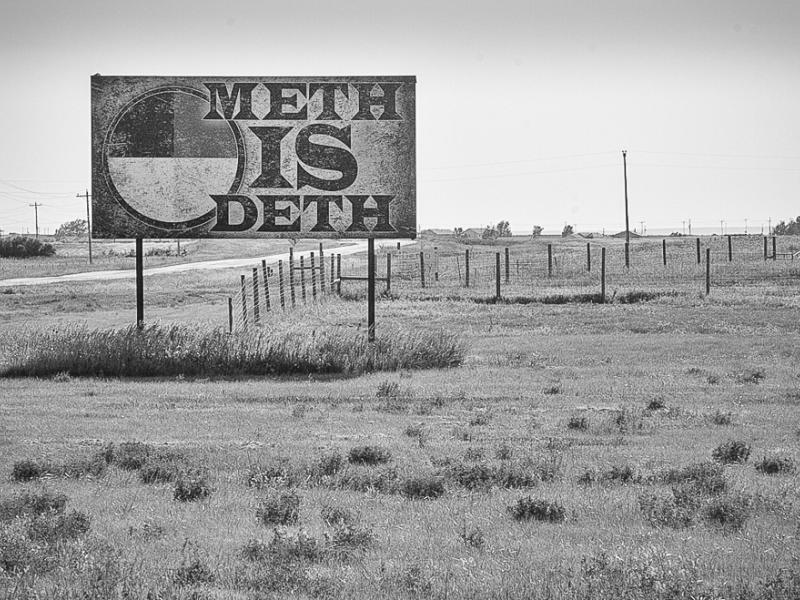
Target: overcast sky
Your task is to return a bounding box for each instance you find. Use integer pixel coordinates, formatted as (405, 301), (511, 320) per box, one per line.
(0, 0), (798, 235)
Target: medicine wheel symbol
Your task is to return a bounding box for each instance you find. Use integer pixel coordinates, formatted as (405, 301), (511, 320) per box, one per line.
(102, 86), (245, 231)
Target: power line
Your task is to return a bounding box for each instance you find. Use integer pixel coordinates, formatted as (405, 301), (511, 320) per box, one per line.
(423, 163), (617, 183)
(424, 151), (617, 171)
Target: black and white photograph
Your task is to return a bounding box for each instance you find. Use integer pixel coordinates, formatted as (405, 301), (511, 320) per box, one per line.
(1, 1), (799, 598)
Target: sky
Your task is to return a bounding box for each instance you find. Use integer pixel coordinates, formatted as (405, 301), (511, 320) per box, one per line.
(0, 0), (798, 236)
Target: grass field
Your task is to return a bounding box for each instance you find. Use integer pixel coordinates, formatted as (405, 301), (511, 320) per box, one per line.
(1, 237), (799, 599)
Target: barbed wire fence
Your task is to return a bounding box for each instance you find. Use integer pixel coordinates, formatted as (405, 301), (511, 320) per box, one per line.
(226, 236), (800, 332)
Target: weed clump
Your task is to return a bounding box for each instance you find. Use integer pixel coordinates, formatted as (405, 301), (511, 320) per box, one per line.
(399, 475), (445, 499)
(507, 496), (566, 522)
(348, 445), (392, 466)
(712, 440), (751, 464)
(0, 491), (68, 521)
(173, 471), (211, 502)
(663, 461), (727, 495)
(334, 466), (399, 494)
(755, 455), (796, 475)
(578, 464), (638, 486)
(708, 410), (733, 426)
(320, 505), (356, 527)
(736, 368), (766, 384)
(469, 411), (492, 426)
(567, 414), (589, 431)
(11, 460), (45, 482)
(459, 525), (486, 550)
(257, 490), (301, 526)
(27, 510), (90, 543)
(113, 441), (153, 470)
(646, 398), (666, 411)
(139, 452), (187, 484)
(703, 493), (751, 532)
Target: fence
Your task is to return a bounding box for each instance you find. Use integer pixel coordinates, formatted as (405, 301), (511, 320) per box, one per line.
(228, 236), (800, 331)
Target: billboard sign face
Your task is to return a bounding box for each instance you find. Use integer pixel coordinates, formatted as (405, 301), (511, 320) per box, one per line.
(91, 76), (416, 239)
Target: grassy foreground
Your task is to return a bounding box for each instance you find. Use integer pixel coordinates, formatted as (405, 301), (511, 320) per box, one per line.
(1, 281), (799, 598)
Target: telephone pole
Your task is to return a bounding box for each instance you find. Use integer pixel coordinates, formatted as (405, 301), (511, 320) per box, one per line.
(622, 150), (630, 267)
(682, 220), (686, 236)
(76, 190), (93, 264)
(688, 219), (692, 236)
(744, 218), (748, 234)
(29, 202), (40, 239)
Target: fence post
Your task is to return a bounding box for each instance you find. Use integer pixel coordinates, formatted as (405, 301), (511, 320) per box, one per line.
(696, 237), (701, 264)
(773, 237), (777, 261)
(288, 247), (296, 307)
(465, 249), (470, 287)
(300, 256), (307, 302)
(330, 254), (335, 293)
(228, 297), (233, 333)
(495, 252), (501, 300)
(319, 244), (325, 291)
(396, 241), (400, 251)
(278, 260), (286, 310)
(240, 274), (248, 329)
(727, 235), (732, 262)
(662, 239), (667, 266)
(504, 247), (510, 283)
(547, 244), (553, 277)
(434, 246), (439, 282)
(763, 236), (768, 261)
(600, 247), (606, 303)
(386, 253), (392, 292)
(336, 254), (342, 295)
(706, 248), (711, 295)
(252, 267), (260, 325)
(587, 242), (591, 272)
(311, 252), (317, 299)
(420, 252), (426, 288)
(261, 260), (271, 312)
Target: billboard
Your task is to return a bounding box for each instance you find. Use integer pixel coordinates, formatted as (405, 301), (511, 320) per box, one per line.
(91, 76), (416, 239)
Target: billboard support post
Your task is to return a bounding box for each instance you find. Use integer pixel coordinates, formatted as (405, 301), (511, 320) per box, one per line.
(368, 238), (376, 342)
(135, 238), (144, 329)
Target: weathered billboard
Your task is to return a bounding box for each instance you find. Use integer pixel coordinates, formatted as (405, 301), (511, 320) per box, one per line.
(91, 76), (416, 239)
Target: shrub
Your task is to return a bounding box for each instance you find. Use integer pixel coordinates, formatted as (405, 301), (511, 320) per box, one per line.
(459, 525), (486, 549)
(712, 440), (751, 464)
(663, 462), (727, 495)
(567, 415), (589, 431)
(703, 493), (751, 531)
(464, 446), (485, 461)
(0, 236), (55, 258)
(0, 491), (68, 521)
(173, 543), (216, 587)
(60, 452), (108, 478)
(403, 423), (425, 440)
(507, 496), (566, 522)
(755, 455), (796, 475)
(399, 475), (445, 499)
(0, 520), (49, 574)
(320, 505), (356, 527)
(708, 410), (733, 426)
(11, 459), (45, 482)
(335, 466), (399, 493)
(376, 380), (401, 398)
(113, 441), (152, 470)
(139, 453), (186, 484)
(244, 530), (322, 563)
(736, 368), (766, 384)
(469, 411), (491, 426)
(638, 490), (696, 529)
(312, 451), (344, 478)
(447, 462), (495, 490)
(543, 384), (562, 395)
(348, 445), (392, 466)
(578, 464), (638, 486)
(173, 471), (211, 502)
(256, 490), (301, 526)
(495, 443), (513, 460)
(325, 523), (375, 556)
(27, 509), (90, 543)
(247, 460), (293, 488)
(646, 398), (666, 411)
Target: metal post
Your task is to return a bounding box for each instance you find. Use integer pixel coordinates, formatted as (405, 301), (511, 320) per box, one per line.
(240, 274), (248, 329)
(252, 268), (260, 325)
(706, 248), (711, 295)
(773, 237), (777, 261)
(77, 190), (93, 264)
(587, 242), (591, 272)
(465, 249), (470, 287)
(763, 236), (768, 261)
(135, 237), (144, 329)
(420, 252), (426, 288)
(727, 235), (732, 262)
(336, 254), (341, 295)
(300, 256), (307, 302)
(662, 239), (667, 266)
(368, 238), (375, 342)
(495, 252), (501, 300)
(547, 244), (553, 277)
(288, 247), (296, 307)
(261, 260), (271, 312)
(386, 253), (392, 293)
(623, 150), (630, 268)
(278, 260), (286, 310)
(504, 247), (510, 283)
(227, 297), (233, 333)
(600, 247), (606, 303)
(330, 254), (335, 293)
(310, 252), (317, 300)
(696, 237), (701, 264)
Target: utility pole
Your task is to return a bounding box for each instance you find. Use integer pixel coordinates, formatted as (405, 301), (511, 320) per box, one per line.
(682, 220), (686, 236)
(744, 218), (748, 234)
(688, 219), (692, 236)
(29, 202), (40, 239)
(76, 190), (92, 264)
(720, 220), (724, 236)
(768, 217), (772, 235)
(622, 150), (630, 267)
(639, 220), (645, 236)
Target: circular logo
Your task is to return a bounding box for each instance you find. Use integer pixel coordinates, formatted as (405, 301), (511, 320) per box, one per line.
(102, 86), (245, 231)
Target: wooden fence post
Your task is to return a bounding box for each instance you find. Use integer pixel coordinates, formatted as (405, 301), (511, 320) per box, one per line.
(300, 255), (307, 302)
(773, 237), (777, 261)
(261, 260), (271, 312)
(587, 242), (591, 272)
(228, 297), (233, 333)
(288, 247), (296, 307)
(600, 247), (606, 303)
(319, 243), (325, 289)
(278, 260), (286, 310)
(336, 254), (341, 295)
(764, 236), (768, 261)
(434, 246), (439, 282)
(330, 254), (335, 293)
(386, 253), (392, 292)
(662, 239), (667, 266)
(727, 235), (732, 262)
(420, 252), (426, 288)
(240, 274), (248, 329)
(696, 237), (701, 264)
(311, 252), (317, 300)
(465, 249), (470, 287)
(495, 252), (501, 300)
(504, 247), (509, 283)
(252, 267), (260, 325)
(706, 248), (711, 295)
(547, 244), (553, 277)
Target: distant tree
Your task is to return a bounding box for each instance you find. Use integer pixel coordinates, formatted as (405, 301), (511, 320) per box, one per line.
(773, 217), (800, 235)
(54, 219), (88, 240)
(0, 236), (56, 258)
(496, 221), (511, 237)
(531, 225), (543, 237)
(561, 224), (574, 237)
(453, 227), (464, 237)
(669, 232), (683, 237)
(482, 225), (498, 240)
